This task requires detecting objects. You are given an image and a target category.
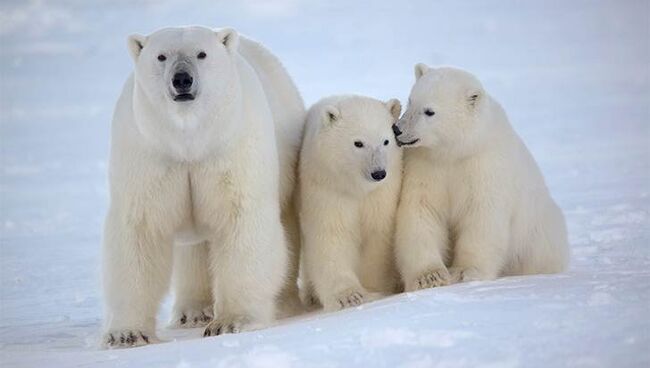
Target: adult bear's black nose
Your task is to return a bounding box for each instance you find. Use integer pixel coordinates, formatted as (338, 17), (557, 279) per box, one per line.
(392, 124), (402, 137)
(371, 170), (387, 182)
(172, 71), (193, 92)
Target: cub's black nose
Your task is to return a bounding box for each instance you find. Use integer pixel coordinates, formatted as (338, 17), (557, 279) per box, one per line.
(371, 170), (387, 181)
(172, 72), (193, 92)
(392, 124), (402, 137)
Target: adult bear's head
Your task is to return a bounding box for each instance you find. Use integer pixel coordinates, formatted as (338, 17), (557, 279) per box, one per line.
(127, 26), (243, 161)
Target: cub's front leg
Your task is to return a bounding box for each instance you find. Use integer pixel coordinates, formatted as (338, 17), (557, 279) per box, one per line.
(395, 189), (451, 292)
(302, 191), (367, 311)
(359, 186), (401, 294)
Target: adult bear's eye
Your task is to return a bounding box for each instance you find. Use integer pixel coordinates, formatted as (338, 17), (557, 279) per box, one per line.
(383, 139), (389, 146)
(157, 54), (166, 62)
(197, 51), (207, 59)
(354, 141), (364, 148)
(424, 108), (435, 116)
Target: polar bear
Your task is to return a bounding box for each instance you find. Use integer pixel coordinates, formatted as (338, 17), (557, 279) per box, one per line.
(299, 95), (403, 311)
(393, 65), (569, 291)
(169, 31), (306, 326)
(102, 26), (305, 348)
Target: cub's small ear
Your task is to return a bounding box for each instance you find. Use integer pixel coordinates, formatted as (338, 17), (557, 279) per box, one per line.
(322, 105), (341, 127)
(414, 63), (430, 81)
(385, 98), (402, 121)
(127, 34), (147, 62)
(467, 89), (483, 109)
(216, 27), (239, 53)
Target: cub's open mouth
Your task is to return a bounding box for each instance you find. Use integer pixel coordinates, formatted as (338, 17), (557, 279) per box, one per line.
(396, 138), (419, 147)
(173, 93), (195, 102)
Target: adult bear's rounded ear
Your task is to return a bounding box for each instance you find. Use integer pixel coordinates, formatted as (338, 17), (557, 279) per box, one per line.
(385, 98), (402, 121)
(322, 105), (341, 127)
(466, 89), (483, 109)
(127, 34), (147, 62)
(414, 63), (430, 81)
(216, 27), (239, 53)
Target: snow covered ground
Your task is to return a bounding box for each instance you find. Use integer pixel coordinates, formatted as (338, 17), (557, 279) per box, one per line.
(1, 0), (649, 367)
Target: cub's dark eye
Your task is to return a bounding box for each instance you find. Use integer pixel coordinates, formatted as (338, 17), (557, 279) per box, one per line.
(383, 139), (389, 146)
(424, 109), (435, 116)
(354, 141), (364, 148)
(157, 54), (166, 62)
(197, 51), (207, 59)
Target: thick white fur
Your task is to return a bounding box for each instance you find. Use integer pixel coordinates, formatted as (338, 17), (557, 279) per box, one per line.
(171, 35), (306, 322)
(102, 26), (304, 348)
(394, 65), (569, 292)
(300, 95), (403, 311)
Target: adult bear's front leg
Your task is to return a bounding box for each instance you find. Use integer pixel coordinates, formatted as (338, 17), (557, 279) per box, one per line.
(101, 207), (174, 348)
(204, 199), (288, 337)
(169, 242), (213, 328)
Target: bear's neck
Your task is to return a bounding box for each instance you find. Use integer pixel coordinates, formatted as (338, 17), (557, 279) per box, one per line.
(131, 79), (244, 163)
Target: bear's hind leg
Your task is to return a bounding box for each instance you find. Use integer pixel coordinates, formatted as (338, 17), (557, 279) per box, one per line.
(450, 207), (509, 282)
(276, 204), (305, 318)
(512, 203), (570, 276)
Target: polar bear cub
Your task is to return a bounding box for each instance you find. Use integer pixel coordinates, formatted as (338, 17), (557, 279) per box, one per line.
(102, 26), (303, 348)
(300, 95), (403, 311)
(393, 65), (569, 291)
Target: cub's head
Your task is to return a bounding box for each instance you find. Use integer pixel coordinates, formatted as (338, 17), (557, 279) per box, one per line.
(305, 96), (402, 192)
(393, 64), (486, 153)
(128, 26), (239, 117)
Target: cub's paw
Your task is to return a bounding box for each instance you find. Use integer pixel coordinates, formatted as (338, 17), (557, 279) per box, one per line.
(449, 266), (485, 283)
(203, 316), (250, 337)
(170, 305), (213, 328)
(408, 268), (451, 291)
(103, 329), (154, 349)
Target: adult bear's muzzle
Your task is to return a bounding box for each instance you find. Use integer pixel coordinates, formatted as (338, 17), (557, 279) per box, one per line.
(172, 71), (195, 101)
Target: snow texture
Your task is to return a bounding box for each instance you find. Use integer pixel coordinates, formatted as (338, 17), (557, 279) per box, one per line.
(1, 0), (649, 367)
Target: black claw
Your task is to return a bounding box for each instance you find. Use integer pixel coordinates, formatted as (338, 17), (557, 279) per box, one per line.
(204, 328), (211, 337)
(180, 314), (187, 324)
(140, 333), (149, 343)
(216, 326), (222, 335)
(128, 331), (136, 344)
(107, 334), (115, 345)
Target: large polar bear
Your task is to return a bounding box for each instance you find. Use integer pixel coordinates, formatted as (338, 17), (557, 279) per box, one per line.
(393, 65), (569, 291)
(102, 26), (305, 348)
(300, 95), (403, 311)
